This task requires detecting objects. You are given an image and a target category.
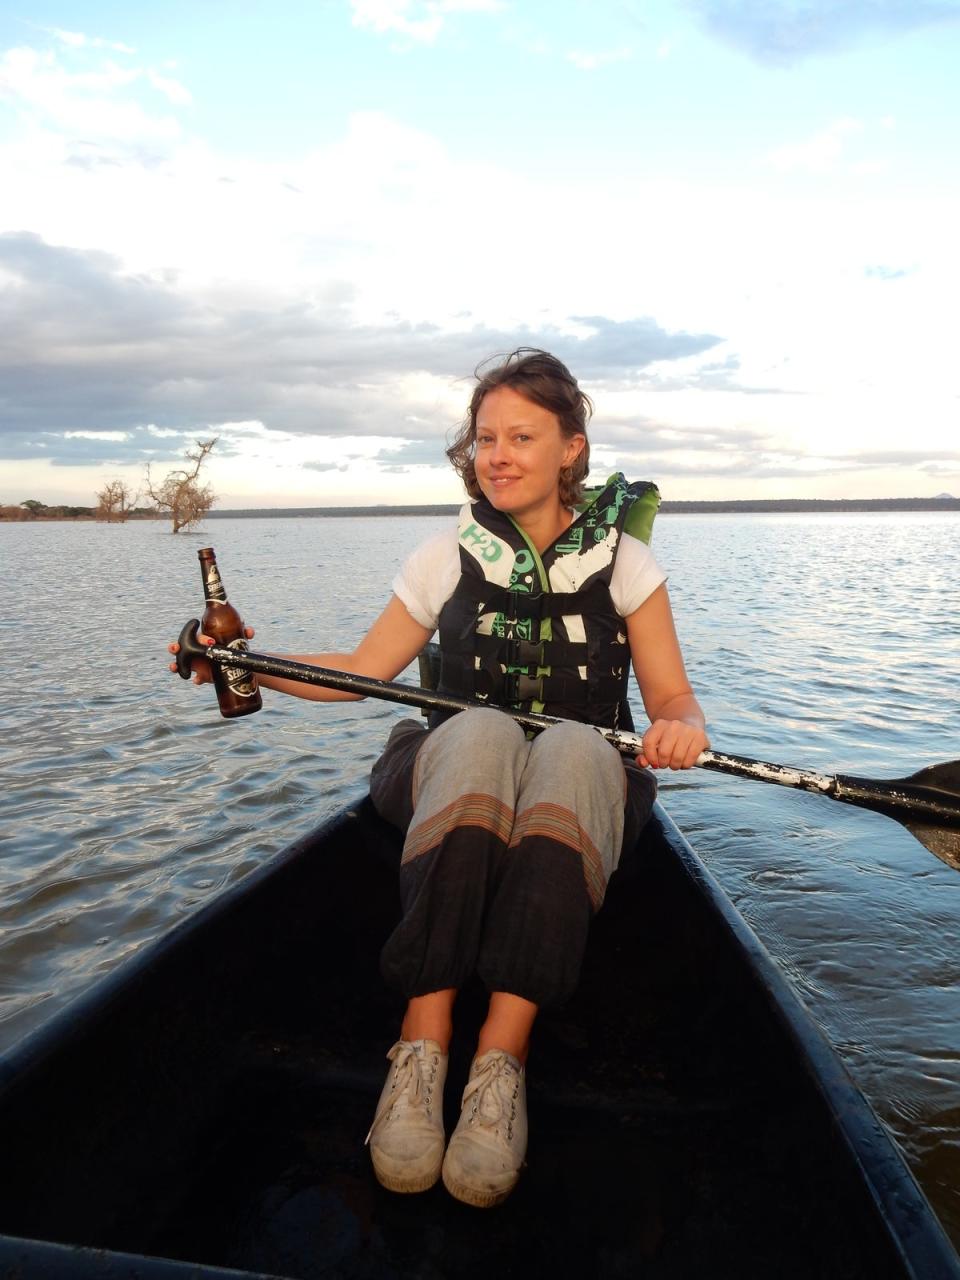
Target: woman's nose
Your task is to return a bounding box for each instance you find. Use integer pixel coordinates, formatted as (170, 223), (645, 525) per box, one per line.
(489, 437), (511, 465)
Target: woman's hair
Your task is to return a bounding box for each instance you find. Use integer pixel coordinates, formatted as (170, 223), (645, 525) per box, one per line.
(446, 348), (593, 507)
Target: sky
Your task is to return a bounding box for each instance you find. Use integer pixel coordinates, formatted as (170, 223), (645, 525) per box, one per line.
(1, 0), (959, 508)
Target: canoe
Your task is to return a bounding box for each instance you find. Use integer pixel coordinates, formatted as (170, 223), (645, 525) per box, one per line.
(0, 796), (957, 1280)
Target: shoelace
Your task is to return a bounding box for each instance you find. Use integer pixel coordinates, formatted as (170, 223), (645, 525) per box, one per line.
(365, 1041), (434, 1145)
(461, 1051), (520, 1131)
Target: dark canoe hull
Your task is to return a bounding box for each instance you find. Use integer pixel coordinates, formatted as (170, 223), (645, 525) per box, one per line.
(0, 799), (957, 1280)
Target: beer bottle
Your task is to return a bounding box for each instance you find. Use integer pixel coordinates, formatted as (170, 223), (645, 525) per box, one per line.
(197, 547), (262, 719)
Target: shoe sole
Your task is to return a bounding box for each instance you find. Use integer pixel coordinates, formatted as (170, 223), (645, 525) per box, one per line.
(441, 1164), (517, 1208)
(371, 1158), (442, 1194)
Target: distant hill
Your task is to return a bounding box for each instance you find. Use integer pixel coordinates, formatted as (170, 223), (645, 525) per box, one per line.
(656, 496), (960, 514)
(206, 496), (960, 518)
(5, 496), (959, 523)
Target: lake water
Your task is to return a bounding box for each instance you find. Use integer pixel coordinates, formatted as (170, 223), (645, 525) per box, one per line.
(1, 512), (958, 1245)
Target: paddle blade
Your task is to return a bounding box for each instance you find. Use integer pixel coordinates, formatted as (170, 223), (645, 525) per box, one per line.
(832, 758), (960, 870)
(901, 759), (960, 800)
(902, 823), (960, 871)
(895, 760), (960, 868)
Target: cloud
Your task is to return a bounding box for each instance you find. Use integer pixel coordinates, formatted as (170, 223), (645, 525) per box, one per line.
(350, 0), (504, 44)
(48, 28), (137, 55)
(628, 353), (796, 396)
(865, 264), (913, 281)
(0, 232), (724, 463)
(0, 39), (186, 144)
(607, 426), (960, 483)
(828, 447), (960, 466)
(557, 316), (721, 377)
(373, 439), (452, 469)
(686, 0), (960, 65)
(566, 47), (633, 71)
(601, 418), (774, 451)
(0, 423), (204, 467)
(146, 70), (192, 106)
(769, 117), (864, 173)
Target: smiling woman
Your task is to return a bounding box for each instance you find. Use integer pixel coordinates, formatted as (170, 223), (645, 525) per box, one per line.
(171, 345), (709, 1208)
(446, 347), (594, 518)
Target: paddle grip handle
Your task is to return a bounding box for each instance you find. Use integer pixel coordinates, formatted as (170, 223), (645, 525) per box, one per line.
(175, 619), (206, 680)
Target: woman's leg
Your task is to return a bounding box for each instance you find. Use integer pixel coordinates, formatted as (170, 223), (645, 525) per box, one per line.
(443, 720), (634, 1208)
(367, 710), (531, 1195)
(378, 708), (530, 999)
(400, 988), (457, 1052)
(476, 991), (537, 1062)
(476, 719), (629, 1009)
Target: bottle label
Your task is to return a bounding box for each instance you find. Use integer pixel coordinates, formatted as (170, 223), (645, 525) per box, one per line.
(202, 563), (227, 604)
(221, 637), (258, 698)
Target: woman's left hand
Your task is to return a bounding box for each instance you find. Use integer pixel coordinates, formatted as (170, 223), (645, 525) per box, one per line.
(638, 719), (710, 771)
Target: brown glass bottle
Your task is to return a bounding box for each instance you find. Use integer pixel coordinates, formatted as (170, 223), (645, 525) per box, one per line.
(198, 547), (262, 719)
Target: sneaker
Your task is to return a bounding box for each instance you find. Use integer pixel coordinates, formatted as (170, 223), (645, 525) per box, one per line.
(441, 1048), (527, 1208)
(366, 1039), (448, 1193)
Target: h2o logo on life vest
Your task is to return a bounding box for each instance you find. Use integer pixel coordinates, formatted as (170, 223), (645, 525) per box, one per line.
(460, 522), (506, 564)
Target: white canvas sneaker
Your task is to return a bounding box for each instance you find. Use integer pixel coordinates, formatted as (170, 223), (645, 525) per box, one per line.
(441, 1048), (527, 1207)
(366, 1038), (448, 1193)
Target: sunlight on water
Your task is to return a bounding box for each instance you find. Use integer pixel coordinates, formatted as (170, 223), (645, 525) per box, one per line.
(1, 511), (958, 1243)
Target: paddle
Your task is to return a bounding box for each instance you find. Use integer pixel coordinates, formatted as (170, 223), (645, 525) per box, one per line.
(175, 621), (960, 871)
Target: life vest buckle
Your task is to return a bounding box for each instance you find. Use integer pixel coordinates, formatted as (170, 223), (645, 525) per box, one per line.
(505, 589), (543, 623)
(505, 637), (543, 668)
(504, 672), (543, 704)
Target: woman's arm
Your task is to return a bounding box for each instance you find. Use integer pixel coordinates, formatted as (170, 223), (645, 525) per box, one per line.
(626, 583), (710, 769)
(169, 594), (434, 704)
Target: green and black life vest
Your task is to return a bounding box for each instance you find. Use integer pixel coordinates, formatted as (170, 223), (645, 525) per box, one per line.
(434, 473), (660, 731)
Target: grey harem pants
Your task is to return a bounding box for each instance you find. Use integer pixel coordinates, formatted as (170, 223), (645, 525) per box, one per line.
(370, 708), (657, 1009)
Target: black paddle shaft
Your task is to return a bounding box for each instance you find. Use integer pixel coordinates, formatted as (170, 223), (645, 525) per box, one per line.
(175, 620), (960, 870)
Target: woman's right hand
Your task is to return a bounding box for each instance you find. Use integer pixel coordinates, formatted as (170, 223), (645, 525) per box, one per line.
(168, 627), (255, 686)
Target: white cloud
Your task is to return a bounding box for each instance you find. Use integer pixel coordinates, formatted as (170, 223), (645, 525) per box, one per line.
(64, 430), (131, 441)
(769, 117), (864, 173)
(433, 0), (503, 10)
(147, 70), (192, 106)
(350, 0), (503, 44)
(0, 45), (184, 142)
(49, 28), (137, 55)
(566, 46), (633, 71)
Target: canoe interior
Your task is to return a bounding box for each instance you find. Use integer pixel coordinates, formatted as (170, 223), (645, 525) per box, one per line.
(0, 798), (956, 1280)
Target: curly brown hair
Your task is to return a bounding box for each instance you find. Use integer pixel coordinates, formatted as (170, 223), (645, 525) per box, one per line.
(446, 348), (593, 507)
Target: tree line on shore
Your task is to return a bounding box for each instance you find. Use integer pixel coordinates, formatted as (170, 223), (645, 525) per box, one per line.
(1, 439), (218, 532)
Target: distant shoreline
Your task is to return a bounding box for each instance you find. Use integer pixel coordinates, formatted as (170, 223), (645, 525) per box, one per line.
(3, 496), (958, 522)
(209, 496), (960, 517)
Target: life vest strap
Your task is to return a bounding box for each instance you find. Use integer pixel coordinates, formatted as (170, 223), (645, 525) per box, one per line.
(475, 634), (589, 667)
(460, 579), (614, 623)
(498, 672), (626, 707)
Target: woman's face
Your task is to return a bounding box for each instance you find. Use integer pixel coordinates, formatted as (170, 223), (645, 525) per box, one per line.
(474, 386), (584, 523)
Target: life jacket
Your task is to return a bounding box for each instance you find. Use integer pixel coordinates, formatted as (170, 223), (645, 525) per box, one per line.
(434, 473), (660, 731)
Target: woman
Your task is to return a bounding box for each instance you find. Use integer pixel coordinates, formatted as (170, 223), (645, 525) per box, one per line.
(170, 348), (709, 1209)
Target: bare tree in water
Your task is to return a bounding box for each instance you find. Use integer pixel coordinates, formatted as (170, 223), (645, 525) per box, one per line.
(145, 439), (217, 534)
(95, 480), (139, 523)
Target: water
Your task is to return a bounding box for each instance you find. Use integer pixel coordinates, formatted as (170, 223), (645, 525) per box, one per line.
(1, 512), (958, 1244)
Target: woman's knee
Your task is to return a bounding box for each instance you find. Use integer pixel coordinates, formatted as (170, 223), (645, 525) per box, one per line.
(429, 707), (526, 761)
(530, 720), (619, 771)
(415, 708), (528, 797)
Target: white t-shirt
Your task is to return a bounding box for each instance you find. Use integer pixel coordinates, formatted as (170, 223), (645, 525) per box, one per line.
(393, 525), (667, 632)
